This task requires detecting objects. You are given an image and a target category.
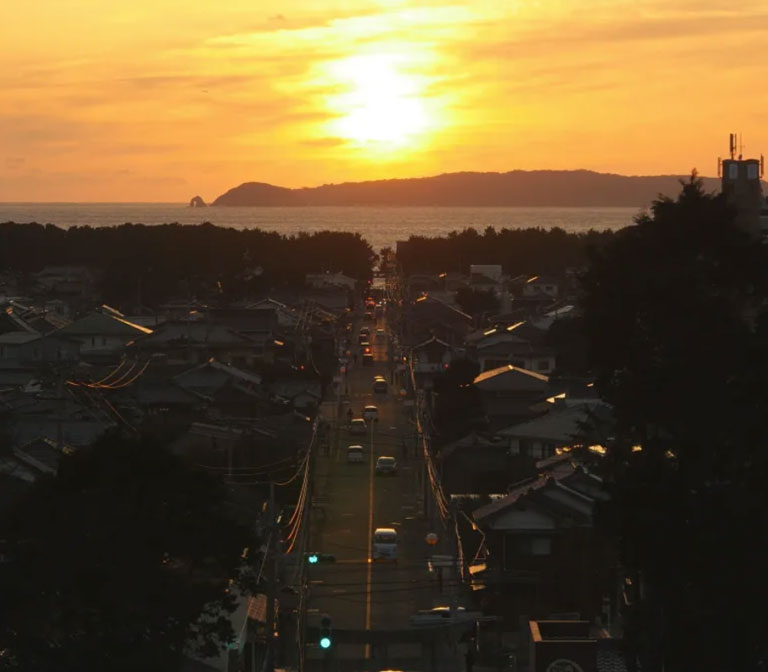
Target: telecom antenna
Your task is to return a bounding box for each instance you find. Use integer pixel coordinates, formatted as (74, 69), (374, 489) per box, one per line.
(729, 133), (737, 160)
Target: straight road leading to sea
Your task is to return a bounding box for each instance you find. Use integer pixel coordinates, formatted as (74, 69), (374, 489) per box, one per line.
(304, 310), (462, 672)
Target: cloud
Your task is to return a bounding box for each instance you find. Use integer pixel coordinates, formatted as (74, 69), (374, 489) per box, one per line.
(303, 137), (347, 147)
(5, 157), (26, 170)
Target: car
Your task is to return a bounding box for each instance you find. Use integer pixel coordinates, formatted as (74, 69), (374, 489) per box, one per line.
(349, 418), (367, 435)
(358, 332), (369, 345)
(346, 445), (364, 463)
(360, 342), (371, 353)
(362, 404), (378, 422)
(375, 456), (397, 475)
(374, 328), (386, 343)
(372, 527), (398, 561)
(362, 353), (374, 366)
(373, 376), (387, 393)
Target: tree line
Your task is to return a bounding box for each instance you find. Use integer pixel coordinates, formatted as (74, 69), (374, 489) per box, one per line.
(396, 226), (616, 276)
(0, 222), (376, 308)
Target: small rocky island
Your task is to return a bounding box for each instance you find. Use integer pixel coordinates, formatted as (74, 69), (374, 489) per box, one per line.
(189, 195), (207, 207)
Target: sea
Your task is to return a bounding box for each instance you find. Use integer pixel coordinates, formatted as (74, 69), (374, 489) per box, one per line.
(0, 203), (639, 251)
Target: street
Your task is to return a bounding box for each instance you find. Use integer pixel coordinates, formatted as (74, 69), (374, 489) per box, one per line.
(304, 309), (465, 672)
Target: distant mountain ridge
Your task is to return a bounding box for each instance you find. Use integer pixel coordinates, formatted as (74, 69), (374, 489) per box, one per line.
(211, 170), (724, 207)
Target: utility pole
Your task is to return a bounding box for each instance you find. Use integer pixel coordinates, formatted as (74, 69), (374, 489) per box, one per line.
(265, 481), (278, 672)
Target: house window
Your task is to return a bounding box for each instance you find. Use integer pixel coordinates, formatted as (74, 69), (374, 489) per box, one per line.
(91, 336), (95, 347)
(102, 336), (107, 346)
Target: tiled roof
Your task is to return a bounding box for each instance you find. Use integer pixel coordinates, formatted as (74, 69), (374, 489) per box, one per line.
(473, 364), (549, 386)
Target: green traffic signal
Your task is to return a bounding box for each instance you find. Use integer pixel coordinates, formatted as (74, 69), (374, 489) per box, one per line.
(320, 615), (332, 649)
(308, 553), (319, 564)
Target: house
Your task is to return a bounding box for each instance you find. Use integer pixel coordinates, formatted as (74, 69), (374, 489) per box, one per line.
(410, 336), (458, 389)
(2, 392), (117, 447)
(270, 378), (322, 413)
(130, 320), (263, 367)
(402, 295), (473, 347)
(472, 463), (615, 629)
(110, 380), (207, 429)
(467, 321), (555, 374)
(35, 265), (95, 297)
(497, 401), (612, 460)
(200, 307), (278, 348)
(438, 432), (535, 495)
(56, 305), (152, 360)
(174, 359), (265, 417)
(521, 275), (560, 299)
(0, 302), (37, 335)
(245, 298), (301, 329)
(473, 364), (552, 430)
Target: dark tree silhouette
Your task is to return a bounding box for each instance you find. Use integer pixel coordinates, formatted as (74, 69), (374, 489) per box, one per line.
(0, 222), (376, 309)
(432, 358), (485, 444)
(455, 287), (500, 323)
(0, 434), (257, 672)
(581, 176), (768, 670)
(397, 226), (615, 276)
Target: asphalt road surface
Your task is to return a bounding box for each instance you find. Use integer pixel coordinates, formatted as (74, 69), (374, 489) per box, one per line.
(305, 310), (463, 672)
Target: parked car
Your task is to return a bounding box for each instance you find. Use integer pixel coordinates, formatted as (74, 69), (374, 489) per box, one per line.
(362, 405), (378, 422)
(375, 456), (397, 475)
(349, 418), (367, 435)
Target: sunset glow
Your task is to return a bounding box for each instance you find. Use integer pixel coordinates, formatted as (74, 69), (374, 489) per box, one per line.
(3, 0), (768, 201)
(327, 53), (431, 149)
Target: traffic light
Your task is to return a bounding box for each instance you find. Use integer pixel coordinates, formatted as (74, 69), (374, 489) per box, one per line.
(307, 552), (336, 565)
(308, 553), (319, 564)
(319, 615), (332, 649)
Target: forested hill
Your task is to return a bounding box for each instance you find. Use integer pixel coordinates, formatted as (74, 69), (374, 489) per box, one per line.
(211, 170), (724, 207)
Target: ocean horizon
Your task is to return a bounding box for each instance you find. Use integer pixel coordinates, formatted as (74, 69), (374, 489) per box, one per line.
(0, 203), (640, 251)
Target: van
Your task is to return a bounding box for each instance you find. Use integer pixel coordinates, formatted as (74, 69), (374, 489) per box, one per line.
(346, 445), (364, 463)
(372, 527), (397, 561)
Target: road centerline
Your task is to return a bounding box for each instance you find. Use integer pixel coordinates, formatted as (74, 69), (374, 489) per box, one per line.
(365, 421), (375, 659)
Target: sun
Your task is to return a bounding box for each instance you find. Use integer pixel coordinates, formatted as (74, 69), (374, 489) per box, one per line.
(326, 53), (430, 148)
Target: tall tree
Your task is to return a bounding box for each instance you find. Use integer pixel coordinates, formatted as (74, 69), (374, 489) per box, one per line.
(0, 434), (257, 672)
(581, 176), (768, 670)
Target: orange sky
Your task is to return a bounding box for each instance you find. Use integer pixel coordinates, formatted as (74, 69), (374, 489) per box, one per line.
(3, 0), (768, 202)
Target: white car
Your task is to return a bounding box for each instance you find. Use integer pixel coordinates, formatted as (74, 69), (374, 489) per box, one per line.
(362, 405), (379, 422)
(372, 527), (397, 561)
(375, 456), (397, 476)
(346, 445), (364, 463)
(349, 418), (367, 435)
